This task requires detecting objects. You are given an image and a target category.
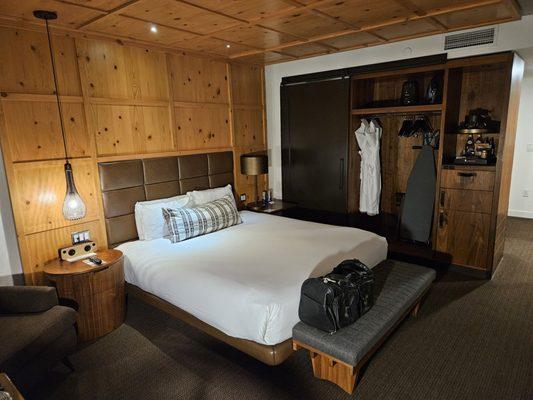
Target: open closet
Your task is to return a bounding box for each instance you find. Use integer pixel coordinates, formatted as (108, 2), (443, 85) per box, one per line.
(281, 52), (524, 277)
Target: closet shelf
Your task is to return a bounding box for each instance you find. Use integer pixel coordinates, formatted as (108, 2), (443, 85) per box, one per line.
(351, 104), (443, 116)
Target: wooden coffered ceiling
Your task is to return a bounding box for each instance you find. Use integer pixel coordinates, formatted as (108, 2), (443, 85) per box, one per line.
(0, 0), (522, 65)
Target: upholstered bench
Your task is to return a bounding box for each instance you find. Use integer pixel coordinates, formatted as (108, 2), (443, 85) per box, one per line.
(292, 260), (436, 394)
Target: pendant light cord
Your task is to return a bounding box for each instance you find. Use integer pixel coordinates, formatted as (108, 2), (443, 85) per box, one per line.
(44, 18), (69, 162)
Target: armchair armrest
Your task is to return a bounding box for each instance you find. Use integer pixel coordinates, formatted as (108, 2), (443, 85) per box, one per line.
(0, 286), (58, 314)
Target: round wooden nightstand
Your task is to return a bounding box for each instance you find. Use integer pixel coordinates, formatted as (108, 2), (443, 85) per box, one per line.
(44, 249), (125, 342)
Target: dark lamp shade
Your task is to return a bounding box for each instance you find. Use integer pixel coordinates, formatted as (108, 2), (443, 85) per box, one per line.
(240, 153), (268, 176)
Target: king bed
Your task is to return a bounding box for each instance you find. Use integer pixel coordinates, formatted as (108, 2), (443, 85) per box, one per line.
(99, 151), (387, 365)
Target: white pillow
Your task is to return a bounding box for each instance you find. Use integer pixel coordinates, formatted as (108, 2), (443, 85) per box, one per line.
(135, 194), (191, 241)
(188, 184), (235, 207)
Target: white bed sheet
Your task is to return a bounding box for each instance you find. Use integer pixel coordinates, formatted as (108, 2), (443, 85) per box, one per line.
(117, 211), (387, 345)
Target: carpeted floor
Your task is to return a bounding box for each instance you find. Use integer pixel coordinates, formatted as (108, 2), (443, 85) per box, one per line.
(38, 218), (533, 400)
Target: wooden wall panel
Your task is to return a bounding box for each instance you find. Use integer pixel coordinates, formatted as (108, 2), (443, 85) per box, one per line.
(0, 26), (266, 284)
(24, 220), (107, 285)
(174, 106), (231, 150)
(90, 105), (173, 156)
(0, 28), (81, 96)
(128, 47), (170, 101)
(231, 64), (263, 105)
(2, 101), (90, 161)
(77, 39), (170, 101)
(132, 106), (174, 153)
(11, 159), (100, 235)
(77, 39), (131, 99)
(233, 108), (264, 148)
(229, 62), (267, 203)
(90, 104), (137, 155)
(168, 53), (229, 103)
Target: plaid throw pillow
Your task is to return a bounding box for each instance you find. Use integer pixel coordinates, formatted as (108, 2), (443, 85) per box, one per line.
(162, 195), (242, 243)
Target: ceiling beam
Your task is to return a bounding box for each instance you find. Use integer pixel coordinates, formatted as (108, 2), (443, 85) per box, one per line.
(229, 0), (505, 59)
(77, 0), (142, 29)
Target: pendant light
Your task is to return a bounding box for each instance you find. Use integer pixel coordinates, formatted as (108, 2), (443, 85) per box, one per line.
(34, 10), (87, 221)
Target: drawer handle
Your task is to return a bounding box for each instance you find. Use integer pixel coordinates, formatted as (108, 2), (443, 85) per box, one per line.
(457, 172), (477, 178)
(440, 190), (445, 207)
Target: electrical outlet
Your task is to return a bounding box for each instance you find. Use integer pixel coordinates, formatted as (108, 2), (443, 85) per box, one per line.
(523, 190), (529, 198)
(240, 193), (247, 202)
(71, 230), (91, 244)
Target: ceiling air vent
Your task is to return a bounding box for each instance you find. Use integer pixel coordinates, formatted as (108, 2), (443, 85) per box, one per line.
(444, 27), (496, 50)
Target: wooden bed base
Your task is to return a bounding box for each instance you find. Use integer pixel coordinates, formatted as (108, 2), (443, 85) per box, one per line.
(126, 283), (294, 365)
(293, 289), (429, 394)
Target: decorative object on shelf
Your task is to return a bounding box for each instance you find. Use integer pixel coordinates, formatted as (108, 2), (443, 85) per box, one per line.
(400, 80), (419, 105)
(457, 108), (500, 133)
(240, 151), (268, 210)
(425, 75), (443, 104)
(455, 133), (496, 165)
(34, 10), (86, 221)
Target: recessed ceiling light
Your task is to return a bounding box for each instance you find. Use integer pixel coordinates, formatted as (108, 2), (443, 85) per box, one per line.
(150, 25), (158, 33)
(226, 44), (231, 48)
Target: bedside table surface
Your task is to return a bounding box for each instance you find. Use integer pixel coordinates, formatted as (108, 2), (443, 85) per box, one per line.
(44, 249), (123, 276)
(246, 199), (296, 213)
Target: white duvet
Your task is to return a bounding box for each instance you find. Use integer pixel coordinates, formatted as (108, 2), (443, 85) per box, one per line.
(117, 211), (387, 345)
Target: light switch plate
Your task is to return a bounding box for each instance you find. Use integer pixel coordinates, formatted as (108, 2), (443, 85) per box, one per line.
(527, 144), (533, 152)
(71, 230), (90, 244)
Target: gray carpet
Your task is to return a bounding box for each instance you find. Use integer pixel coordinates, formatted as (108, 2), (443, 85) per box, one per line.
(40, 218), (533, 400)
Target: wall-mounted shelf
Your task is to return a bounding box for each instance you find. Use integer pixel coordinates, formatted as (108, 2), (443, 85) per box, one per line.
(351, 104), (443, 116)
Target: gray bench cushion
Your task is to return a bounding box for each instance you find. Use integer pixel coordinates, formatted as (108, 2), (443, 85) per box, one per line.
(292, 260), (436, 366)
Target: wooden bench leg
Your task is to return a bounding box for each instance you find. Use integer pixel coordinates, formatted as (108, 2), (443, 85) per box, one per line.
(294, 340), (358, 394)
(309, 351), (357, 394)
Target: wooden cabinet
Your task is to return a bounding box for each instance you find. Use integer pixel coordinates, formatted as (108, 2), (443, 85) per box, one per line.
(436, 210), (490, 269)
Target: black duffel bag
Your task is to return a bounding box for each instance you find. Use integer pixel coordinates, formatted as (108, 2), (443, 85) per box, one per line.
(298, 259), (375, 333)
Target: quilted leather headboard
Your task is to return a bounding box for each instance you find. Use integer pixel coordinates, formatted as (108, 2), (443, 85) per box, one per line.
(98, 151), (234, 246)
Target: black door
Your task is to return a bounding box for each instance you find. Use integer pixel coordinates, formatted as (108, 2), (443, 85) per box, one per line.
(281, 77), (349, 213)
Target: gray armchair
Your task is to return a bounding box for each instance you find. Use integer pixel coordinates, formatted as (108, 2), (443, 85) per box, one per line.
(0, 286), (77, 393)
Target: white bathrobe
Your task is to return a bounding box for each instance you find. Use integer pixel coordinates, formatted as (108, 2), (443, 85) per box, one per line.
(355, 119), (382, 216)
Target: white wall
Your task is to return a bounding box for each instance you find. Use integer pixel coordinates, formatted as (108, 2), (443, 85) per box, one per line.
(509, 47), (533, 218)
(265, 15), (533, 218)
(0, 145), (22, 285)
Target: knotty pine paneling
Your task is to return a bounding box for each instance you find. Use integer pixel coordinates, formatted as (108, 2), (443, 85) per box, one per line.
(90, 104), (173, 156)
(11, 159), (100, 235)
(233, 108), (264, 148)
(174, 106), (231, 150)
(1, 101), (90, 161)
(168, 53), (229, 104)
(0, 26), (266, 283)
(24, 220), (107, 285)
(0, 27), (81, 96)
(77, 39), (170, 101)
(230, 64), (263, 106)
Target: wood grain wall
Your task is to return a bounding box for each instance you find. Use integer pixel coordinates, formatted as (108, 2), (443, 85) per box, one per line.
(0, 26), (267, 285)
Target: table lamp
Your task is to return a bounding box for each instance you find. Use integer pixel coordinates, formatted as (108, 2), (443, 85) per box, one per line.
(240, 152), (268, 209)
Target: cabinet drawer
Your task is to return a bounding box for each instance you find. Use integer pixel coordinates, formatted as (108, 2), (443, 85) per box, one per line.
(441, 169), (495, 191)
(439, 189), (493, 214)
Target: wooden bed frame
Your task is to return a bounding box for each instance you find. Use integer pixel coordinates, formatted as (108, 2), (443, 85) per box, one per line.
(98, 152), (294, 366)
(126, 283), (294, 366)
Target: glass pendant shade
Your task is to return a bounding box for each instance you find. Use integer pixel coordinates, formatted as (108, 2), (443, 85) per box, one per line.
(62, 162), (86, 221)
